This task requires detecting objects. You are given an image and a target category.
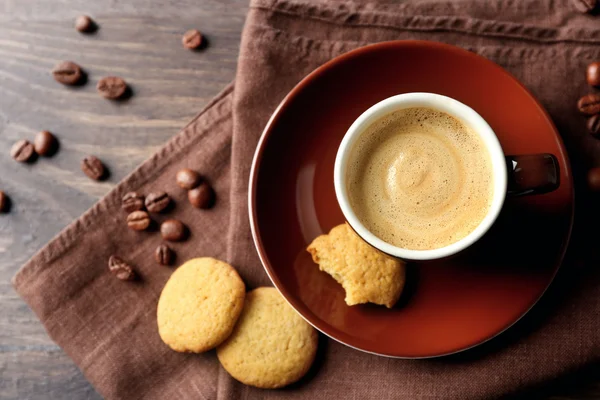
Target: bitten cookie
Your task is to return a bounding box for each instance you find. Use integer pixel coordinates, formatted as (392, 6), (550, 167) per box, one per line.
(157, 257), (245, 353)
(307, 223), (405, 308)
(216, 287), (318, 389)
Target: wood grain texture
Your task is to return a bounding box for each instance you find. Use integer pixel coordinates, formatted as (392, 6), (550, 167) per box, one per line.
(0, 0), (600, 399)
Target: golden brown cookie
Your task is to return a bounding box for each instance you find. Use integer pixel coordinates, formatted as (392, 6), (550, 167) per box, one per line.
(216, 287), (318, 389)
(157, 257), (245, 353)
(307, 223), (405, 308)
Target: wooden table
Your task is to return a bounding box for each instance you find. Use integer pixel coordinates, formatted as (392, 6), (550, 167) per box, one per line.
(0, 1), (598, 399)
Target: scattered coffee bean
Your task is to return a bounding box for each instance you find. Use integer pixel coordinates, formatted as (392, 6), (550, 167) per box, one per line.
(160, 219), (187, 242)
(97, 76), (127, 99)
(176, 168), (201, 189)
(75, 15), (95, 33)
(81, 155), (106, 180)
(587, 62), (600, 87)
(588, 114), (600, 138)
(127, 210), (151, 231)
(122, 192), (145, 213)
(52, 61), (83, 86)
(578, 94), (600, 116)
(11, 139), (35, 162)
(188, 182), (215, 209)
(34, 130), (58, 156)
(0, 191), (7, 213)
(145, 191), (171, 213)
(572, 0), (598, 12)
(588, 167), (600, 191)
(182, 29), (203, 49)
(155, 244), (175, 266)
(108, 255), (136, 281)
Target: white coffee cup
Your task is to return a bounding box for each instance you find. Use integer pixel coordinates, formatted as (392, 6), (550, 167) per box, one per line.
(334, 92), (558, 261)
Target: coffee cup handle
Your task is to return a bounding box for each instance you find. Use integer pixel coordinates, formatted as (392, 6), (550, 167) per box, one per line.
(506, 154), (559, 197)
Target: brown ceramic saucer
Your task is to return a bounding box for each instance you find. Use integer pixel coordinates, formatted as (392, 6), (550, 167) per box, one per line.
(249, 41), (574, 358)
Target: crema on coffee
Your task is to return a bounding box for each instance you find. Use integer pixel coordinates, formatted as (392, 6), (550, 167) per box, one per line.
(346, 107), (493, 250)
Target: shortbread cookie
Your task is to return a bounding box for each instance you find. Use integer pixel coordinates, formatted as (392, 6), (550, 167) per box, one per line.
(157, 257), (245, 353)
(216, 287), (318, 389)
(307, 223), (405, 308)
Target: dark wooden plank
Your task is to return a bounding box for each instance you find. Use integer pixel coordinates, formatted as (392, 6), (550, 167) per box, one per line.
(0, 350), (102, 399)
(0, 0), (245, 19)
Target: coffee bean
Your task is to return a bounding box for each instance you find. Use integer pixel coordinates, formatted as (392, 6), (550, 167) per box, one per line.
(182, 29), (203, 49)
(0, 191), (7, 213)
(81, 155), (106, 180)
(122, 192), (145, 213)
(188, 182), (215, 209)
(572, 0), (598, 12)
(176, 168), (201, 189)
(52, 61), (83, 85)
(127, 210), (151, 231)
(588, 167), (600, 191)
(588, 114), (600, 138)
(108, 255), (136, 281)
(587, 62), (600, 87)
(145, 191), (171, 213)
(578, 94), (600, 116)
(97, 76), (127, 99)
(11, 139), (35, 162)
(155, 244), (175, 266)
(75, 15), (95, 33)
(160, 219), (187, 242)
(34, 130), (58, 156)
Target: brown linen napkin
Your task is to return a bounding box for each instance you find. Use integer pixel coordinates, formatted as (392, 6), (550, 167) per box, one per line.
(13, 0), (600, 399)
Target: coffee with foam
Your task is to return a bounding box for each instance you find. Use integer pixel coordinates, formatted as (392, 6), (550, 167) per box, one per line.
(346, 107), (493, 250)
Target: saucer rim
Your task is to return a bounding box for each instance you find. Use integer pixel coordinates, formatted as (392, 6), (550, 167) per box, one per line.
(248, 39), (575, 359)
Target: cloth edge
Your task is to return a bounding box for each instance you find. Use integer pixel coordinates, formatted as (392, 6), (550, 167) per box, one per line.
(251, 0), (600, 44)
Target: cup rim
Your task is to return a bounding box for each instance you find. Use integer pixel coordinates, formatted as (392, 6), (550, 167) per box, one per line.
(334, 92), (508, 261)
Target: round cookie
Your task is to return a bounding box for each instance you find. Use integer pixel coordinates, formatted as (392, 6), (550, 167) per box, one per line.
(157, 257), (245, 353)
(216, 287), (318, 389)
